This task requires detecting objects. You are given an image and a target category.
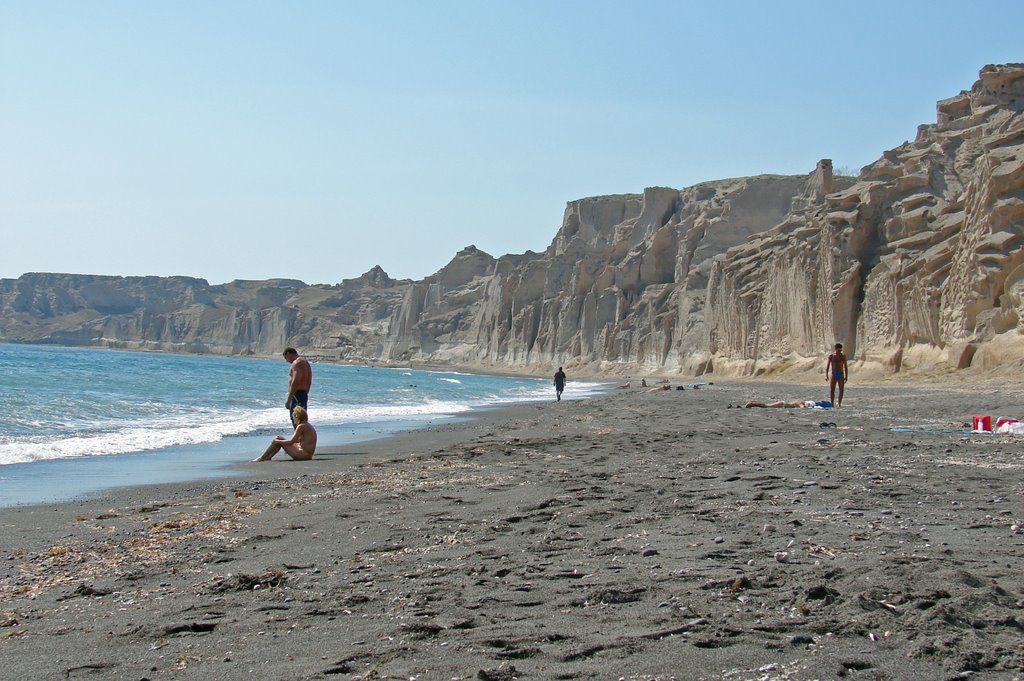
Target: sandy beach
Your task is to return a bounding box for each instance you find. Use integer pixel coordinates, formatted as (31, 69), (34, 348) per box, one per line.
(1, 379), (1022, 680)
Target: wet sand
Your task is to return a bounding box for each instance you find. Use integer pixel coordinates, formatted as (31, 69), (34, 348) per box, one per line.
(1, 380), (1022, 680)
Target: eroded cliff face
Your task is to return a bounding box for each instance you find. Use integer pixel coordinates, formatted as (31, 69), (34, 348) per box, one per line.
(356, 174), (823, 372)
(0, 269), (409, 358)
(707, 63), (1024, 376)
(467, 177), (823, 372)
(0, 175), (821, 372)
(2, 65), (1021, 378)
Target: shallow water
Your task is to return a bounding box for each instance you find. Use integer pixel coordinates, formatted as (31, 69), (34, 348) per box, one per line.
(0, 344), (603, 505)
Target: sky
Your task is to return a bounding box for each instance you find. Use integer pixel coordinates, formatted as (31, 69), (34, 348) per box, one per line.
(1, 1), (1022, 286)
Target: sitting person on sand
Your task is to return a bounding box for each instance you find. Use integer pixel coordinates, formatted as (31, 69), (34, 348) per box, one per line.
(253, 406), (317, 461)
(745, 399), (832, 409)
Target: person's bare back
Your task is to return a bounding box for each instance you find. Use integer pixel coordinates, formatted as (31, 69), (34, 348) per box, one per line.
(288, 422), (317, 458)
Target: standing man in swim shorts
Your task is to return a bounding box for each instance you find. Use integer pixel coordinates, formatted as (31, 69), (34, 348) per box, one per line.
(553, 366), (567, 401)
(825, 342), (848, 408)
(283, 347), (312, 426)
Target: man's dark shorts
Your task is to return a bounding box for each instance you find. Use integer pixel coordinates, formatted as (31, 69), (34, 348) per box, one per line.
(289, 390), (309, 422)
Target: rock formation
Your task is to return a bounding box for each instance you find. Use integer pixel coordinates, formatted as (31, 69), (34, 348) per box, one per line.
(0, 271), (410, 358)
(707, 63), (1024, 375)
(2, 64), (1021, 377)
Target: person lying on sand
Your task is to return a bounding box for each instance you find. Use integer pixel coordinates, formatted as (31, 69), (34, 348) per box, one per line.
(745, 400), (831, 408)
(647, 384), (672, 392)
(253, 406), (317, 461)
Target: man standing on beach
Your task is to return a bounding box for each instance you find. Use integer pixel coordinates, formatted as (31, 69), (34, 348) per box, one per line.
(553, 366), (566, 401)
(283, 347), (312, 425)
(825, 342), (848, 408)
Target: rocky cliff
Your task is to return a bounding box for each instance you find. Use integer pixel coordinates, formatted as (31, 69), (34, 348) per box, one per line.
(707, 63), (1024, 376)
(2, 64), (1021, 377)
(0, 269), (409, 358)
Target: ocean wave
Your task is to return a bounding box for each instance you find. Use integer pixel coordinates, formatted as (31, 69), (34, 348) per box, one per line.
(423, 369), (473, 377)
(0, 399), (476, 466)
(0, 344), (610, 467)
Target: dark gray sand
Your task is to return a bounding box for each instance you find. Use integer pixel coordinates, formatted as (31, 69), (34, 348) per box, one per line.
(1, 380), (1022, 680)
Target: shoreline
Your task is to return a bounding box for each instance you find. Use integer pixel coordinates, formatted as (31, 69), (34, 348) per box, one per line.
(1, 380), (1022, 679)
(0, 347), (609, 507)
(0, 413), (485, 509)
(9, 336), (1017, 384)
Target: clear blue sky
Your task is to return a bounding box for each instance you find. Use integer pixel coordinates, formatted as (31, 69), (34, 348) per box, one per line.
(2, 1), (1021, 285)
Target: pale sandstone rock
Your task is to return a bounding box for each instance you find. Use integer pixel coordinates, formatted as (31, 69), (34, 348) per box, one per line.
(707, 63), (1024, 376)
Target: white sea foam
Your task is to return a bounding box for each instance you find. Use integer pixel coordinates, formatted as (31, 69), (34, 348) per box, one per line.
(466, 380), (608, 405)
(0, 400), (475, 466)
(0, 345), (610, 471)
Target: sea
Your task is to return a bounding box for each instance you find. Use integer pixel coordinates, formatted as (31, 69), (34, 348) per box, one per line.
(0, 343), (605, 507)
